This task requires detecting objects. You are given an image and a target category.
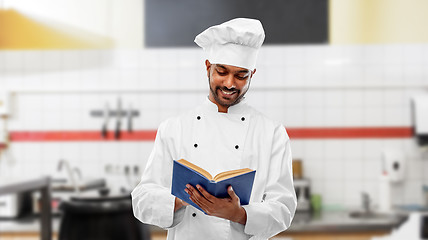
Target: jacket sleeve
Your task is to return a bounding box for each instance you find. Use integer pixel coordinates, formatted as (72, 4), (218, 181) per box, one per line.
(242, 125), (297, 239)
(131, 120), (184, 229)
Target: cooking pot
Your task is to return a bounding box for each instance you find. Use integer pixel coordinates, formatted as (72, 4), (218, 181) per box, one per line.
(58, 189), (150, 240)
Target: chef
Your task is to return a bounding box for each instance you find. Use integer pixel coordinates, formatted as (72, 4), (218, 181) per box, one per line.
(131, 18), (297, 240)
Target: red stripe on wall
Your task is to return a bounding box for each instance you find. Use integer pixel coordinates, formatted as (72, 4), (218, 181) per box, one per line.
(8, 127), (412, 142)
(10, 130), (158, 142)
(287, 127), (413, 139)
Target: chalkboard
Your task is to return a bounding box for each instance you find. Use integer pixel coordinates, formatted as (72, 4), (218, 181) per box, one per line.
(145, 0), (328, 47)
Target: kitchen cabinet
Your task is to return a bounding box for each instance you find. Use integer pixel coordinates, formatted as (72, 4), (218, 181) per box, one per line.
(0, 177), (52, 240)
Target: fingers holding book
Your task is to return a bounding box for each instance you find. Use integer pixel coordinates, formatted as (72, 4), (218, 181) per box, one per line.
(184, 184), (247, 225)
(186, 184), (212, 211)
(227, 186), (240, 202)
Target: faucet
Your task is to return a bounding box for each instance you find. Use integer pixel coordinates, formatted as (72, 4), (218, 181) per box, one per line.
(57, 159), (80, 193)
(362, 192), (371, 214)
(73, 167), (82, 180)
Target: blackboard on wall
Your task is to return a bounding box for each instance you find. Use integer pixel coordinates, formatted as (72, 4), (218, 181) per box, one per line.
(145, 0), (328, 47)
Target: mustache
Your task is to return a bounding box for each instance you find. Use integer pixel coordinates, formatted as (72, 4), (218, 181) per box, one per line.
(218, 86), (238, 93)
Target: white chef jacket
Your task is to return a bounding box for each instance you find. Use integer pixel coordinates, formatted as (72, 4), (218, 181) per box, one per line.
(131, 97), (297, 240)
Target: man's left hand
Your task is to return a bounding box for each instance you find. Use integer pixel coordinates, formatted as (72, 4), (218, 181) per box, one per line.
(185, 184), (247, 225)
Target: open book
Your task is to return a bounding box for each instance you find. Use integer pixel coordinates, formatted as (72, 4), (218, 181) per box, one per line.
(171, 159), (256, 213)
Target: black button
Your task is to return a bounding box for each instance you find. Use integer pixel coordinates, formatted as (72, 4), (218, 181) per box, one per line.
(393, 162), (400, 170)
(194, 144), (198, 148)
(192, 213), (196, 217)
(235, 145), (239, 149)
(241, 117), (245, 121)
(197, 116), (201, 120)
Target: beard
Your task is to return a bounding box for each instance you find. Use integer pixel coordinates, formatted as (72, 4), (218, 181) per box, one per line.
(208, 76), (250, 108)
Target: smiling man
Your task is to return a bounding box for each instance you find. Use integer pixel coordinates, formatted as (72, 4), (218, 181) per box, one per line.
(132, 18), (297, 240)
(207, 61), (253, 113)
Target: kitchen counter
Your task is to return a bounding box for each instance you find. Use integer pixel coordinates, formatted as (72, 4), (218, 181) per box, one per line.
(0, 210), (408, 236)
(145, 210), (407, 236)
(0, 177), (50, 195)
(288, 210), (407, 233)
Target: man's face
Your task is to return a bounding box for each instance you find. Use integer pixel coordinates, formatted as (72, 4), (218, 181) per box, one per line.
(206, 60), (255, 112)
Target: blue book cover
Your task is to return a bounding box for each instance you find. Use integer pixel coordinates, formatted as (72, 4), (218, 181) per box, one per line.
(171, 159), (256, 213)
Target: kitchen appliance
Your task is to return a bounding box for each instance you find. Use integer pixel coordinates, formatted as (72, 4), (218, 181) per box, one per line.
(0, 194), (22, 218)
(378, 149), (405, 213)
(0, 192), (31, 218)
(412, 96), (428, 159)
(422, 213), (428, 240)
(294, 178), (311, 212)
(382, 149), (405, 183)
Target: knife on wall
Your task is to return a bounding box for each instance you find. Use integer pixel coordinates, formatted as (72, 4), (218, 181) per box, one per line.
(115, 98), (122, 140)
(101, 103), (110, 138)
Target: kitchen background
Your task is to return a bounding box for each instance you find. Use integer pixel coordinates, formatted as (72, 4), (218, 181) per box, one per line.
(1, 45), (428, 207)
(1, 0), (428, 239)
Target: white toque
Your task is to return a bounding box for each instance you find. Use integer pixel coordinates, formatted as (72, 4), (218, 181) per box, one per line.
(194, 18), (265, 70)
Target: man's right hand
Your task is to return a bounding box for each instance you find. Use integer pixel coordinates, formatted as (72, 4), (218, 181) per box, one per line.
(174, 197), (189, 212)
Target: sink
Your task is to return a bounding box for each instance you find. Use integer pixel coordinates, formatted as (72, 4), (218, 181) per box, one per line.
(51, 178), (106, 192)
(349, 211), (397, 220)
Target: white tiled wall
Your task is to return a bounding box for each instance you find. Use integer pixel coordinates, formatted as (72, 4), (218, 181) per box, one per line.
(0, 44), (428, 209)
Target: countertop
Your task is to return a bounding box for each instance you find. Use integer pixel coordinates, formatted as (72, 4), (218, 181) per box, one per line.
(0, 176), (50, 195)
(0, 210), (408, 234)
(288, 210), (408, 233)
(0, 178), (410, 236)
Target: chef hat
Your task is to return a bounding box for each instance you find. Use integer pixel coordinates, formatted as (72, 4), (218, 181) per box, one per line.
(194, 18), (265, 70)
